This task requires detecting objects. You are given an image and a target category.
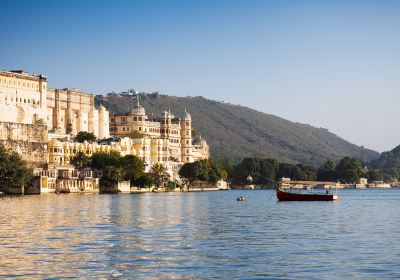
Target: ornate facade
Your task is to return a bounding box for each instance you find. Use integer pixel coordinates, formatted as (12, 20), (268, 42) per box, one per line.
(47, 88), (109, 139)
(109, 102), (209, 164)
(47, 137), (182, 178)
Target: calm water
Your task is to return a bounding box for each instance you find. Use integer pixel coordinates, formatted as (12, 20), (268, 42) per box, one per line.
(1, 189), (400, 279)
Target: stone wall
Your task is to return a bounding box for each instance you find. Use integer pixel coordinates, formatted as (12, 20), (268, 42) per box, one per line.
(0, 121), (48, 167)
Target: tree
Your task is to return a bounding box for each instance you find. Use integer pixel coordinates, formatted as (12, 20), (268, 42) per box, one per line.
(136, 174), (154, 188)
(75, 131), (97, 143)
(179, 159), (227, 186)
(179, 162), (200, 185)
(336, 157), (364, 183)
(99, 166), (125, 189)
(259, 158), (279, 185)
(277, 163), (294, 180)
(90, 151), (122, 170)
(150, 163), (169, 188)
(121, 155), (144, 185)
(365, 170), (383, 182)
(0, 144), (33, 188)
(296, 164), (317, 181)
(70, 151), (90, 169)
(317, 160), (337, 181)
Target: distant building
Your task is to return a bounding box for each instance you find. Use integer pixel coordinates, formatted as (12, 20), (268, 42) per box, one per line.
(47, 88), (109, 139)
(109, 100), (209, 164)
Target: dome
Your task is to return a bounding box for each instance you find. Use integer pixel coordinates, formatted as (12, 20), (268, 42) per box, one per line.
(131, 104), (146, 116)
(193, 135), (208, 147)
(184, 109), (191, 120)
(48, 138), (62, 148)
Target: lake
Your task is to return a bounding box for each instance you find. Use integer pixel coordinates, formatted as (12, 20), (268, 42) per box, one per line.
(1, 189), (400, 279)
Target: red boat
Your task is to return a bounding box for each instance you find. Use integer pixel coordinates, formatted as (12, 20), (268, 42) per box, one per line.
(276, 188), (339, 201)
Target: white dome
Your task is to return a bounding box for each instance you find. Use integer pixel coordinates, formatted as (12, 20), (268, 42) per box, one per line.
(131, 105), (146, 116)
(184, 111), (191, 120)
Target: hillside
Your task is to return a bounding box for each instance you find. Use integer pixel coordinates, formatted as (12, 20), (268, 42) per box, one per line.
(369, 145), (400, 179)
(95, 93), (379, 166)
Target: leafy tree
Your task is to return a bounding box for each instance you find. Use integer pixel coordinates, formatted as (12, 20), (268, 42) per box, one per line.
(179, 162), (201, 184)
(259, 158), (279, 185)
(219, 158), (234, 180)
(290, 165), (308, 181)
(121, 155), (144, 184)
(136, 174), (155, 188)
(317, 160), (337, 181)
(277, 163), (294, 180)
(179, 159), (227, 185)
(90, 151), (145, 189)
(0, 144), (33, 188)
(365, 170), (383, 182)
(75, 131), (97, 143)
(165, 181), (177, 192)
(336, 157), (364, 183)
(99, 166), (125, 189)
(91, 151), (122, 170)
(150, 163), (169, 188)
(70, 151), (90, 169)
(296, 164), (317, 181)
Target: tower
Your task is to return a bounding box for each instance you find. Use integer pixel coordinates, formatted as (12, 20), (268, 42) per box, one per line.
(181, 109), (193, 163)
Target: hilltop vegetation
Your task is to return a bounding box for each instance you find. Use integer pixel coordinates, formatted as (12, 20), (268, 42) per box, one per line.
(368, 145), (400, 180)
(95, 93), (379, 166)
(227, 156), (380, 186)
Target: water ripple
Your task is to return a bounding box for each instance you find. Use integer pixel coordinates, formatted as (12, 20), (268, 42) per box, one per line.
(1, 189), (400, 279)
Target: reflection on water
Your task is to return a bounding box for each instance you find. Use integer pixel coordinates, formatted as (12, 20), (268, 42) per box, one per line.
(1, 190), (400, 279)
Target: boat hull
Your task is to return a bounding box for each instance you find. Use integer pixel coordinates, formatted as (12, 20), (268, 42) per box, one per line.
(276, 188), (339, 201)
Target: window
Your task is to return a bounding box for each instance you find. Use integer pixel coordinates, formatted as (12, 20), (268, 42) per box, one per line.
(134, 117), (137, 121)
(110, 117), (114, 122)
(139, 127), (142, 131)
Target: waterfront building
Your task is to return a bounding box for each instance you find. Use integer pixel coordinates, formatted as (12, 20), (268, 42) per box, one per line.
(47, 137), (181, 178)
(47, 88), (109, 139)
(109, 100), (209, 164)
(0, 70), (48, 125)
(29, 166), (99, 194)
(0, 70), (48, 166)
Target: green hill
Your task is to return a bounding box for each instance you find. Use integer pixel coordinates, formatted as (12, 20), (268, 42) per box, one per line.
(369, 145), (400, 179)
(95, 93), (379, 166)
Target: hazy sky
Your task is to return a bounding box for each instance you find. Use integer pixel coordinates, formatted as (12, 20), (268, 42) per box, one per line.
(1, 0), (399, 152)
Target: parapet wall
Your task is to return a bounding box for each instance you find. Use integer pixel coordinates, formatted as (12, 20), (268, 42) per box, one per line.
(0, 122), (48, 167)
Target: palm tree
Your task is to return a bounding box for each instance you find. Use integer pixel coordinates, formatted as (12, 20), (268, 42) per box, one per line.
(150, 163), (169, 188)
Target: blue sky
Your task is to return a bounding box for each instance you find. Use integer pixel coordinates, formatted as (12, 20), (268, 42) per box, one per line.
(1, 0), (400, 152)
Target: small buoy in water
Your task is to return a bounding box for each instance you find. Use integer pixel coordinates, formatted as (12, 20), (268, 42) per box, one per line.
(237, 196), (246, 201)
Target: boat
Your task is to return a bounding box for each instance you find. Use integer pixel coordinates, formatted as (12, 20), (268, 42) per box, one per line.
(276, 188), (339, 201)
